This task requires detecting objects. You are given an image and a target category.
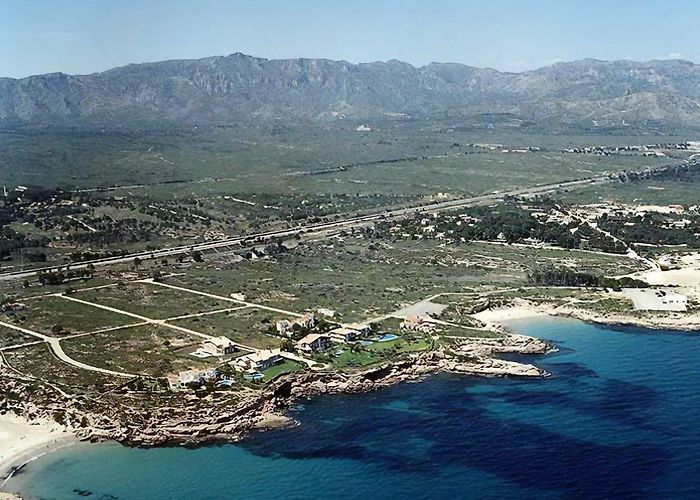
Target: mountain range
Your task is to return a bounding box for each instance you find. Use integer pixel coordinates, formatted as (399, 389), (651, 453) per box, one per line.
(1, 52), (700, 130)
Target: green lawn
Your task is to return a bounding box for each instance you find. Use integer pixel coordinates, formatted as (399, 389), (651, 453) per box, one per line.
(262, 360), (303, 381)
(330, 337), (431, 369)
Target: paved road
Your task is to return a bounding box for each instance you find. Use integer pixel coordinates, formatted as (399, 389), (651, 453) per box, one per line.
(1, 174), (616, 281)
(5, 159), (699, 282)
(0, 318), (136, 378)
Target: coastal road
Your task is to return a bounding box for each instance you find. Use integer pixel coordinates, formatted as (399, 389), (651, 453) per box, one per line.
(4, 159), (697, 282)
(0, 173), (618, 282)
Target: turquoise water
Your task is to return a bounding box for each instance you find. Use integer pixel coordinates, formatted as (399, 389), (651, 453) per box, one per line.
(375, 333), (399, 342)
(6, 317), (700, 499)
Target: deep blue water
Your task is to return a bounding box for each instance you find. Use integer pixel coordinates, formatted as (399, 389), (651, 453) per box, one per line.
(6, 317), (700, 499)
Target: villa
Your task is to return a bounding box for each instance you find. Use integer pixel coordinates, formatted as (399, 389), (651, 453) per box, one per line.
(328, 327), (359, 343)
(276, 313), (317, 336)
(343, 322), (372, 337)
(167, 368), (218, 391)
(234, 349), (283, 372)
(401, 315), (437, 334)
(297, 333), (331, 353)
(200, 336), (237, 356)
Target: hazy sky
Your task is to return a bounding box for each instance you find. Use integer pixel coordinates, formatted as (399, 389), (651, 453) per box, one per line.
(2, 0), (699, 78)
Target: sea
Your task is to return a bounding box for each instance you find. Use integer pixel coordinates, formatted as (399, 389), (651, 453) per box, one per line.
(5, 317), (700, 499)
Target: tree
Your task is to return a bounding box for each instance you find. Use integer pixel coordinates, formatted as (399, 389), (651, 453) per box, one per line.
(280, 339), (295, 352)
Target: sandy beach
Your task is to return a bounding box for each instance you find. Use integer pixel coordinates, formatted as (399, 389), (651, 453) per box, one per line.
(0, 413), (75, 486)
(474, 302), (551, 324)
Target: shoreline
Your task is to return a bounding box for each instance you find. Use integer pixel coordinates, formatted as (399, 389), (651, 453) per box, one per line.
(0, 333), (552, 486)
(474, 299), (700, 332)
(0, 414), (77, 488)
(6, 302), (691, 489)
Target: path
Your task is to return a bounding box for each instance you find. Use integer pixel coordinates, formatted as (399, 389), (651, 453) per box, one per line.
(140, 279), (303, 317)
(0, 319), (135, 378)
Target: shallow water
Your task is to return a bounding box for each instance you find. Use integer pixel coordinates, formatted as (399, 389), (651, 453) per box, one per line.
(6, 317), (700, 499)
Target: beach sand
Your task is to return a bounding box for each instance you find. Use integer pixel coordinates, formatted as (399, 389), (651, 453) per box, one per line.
(474, 303), (550, 324)
(0, 413), (74, 486)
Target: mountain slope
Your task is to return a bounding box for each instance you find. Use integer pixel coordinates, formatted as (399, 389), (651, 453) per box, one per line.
(1, 53), (699, 129)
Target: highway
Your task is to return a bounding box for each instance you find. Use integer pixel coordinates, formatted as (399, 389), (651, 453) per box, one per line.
(0, 173), (617, 281)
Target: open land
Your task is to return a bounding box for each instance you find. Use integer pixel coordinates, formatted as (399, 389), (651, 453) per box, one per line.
(1, 126), (700, 479)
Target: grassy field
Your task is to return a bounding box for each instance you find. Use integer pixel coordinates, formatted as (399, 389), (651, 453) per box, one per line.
(261, 360), (303, 381)
(3, 295), (136, 337)
(0, 325), (37, 347)
(158, 237), (645, 324)
(60, 324), (210, 377)
(168, 307), (288, 350)
(4, 343), (120, 390)
(74, 282), (227, 320)
(563, 178), (700, 206)
(328, 336), (431, 369)
(1, 127), (675, 193)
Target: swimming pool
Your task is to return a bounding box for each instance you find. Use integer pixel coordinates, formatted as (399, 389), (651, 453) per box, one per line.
(375, 333), (399, 342)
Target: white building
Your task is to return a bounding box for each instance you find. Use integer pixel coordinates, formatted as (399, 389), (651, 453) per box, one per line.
(297, 334), (331, 353)
(167, 368), (218, 390)
(234, 349), (284, 372)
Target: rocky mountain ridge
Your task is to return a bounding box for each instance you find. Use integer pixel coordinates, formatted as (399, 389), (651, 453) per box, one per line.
(1, 53), (699, 129)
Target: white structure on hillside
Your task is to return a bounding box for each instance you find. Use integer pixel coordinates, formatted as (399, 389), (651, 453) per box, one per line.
(167, 368), (218, 390)
(297, 334), (331, 353)
(234, 349), (283, 372)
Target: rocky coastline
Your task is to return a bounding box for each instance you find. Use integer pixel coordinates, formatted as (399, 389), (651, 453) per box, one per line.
(0, 333), (551, 458)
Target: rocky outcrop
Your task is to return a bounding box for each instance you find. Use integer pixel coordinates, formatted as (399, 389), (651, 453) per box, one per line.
(0, 333), (549, 448)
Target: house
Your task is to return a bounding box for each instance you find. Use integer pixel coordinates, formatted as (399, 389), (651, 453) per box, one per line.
(317, 307), (336, 318)
(400, 315), (437, 334)
(275, 319), (292, 335)
(328, 327), (359, 343)
(167, 368), (218, 390)
(234, 349), (283, 372)
(200, 336), (236, 356)
(2, 302), (27, 312)
(276, 313), (317, 336)
(344, 322), (372, 337)
(297, 334), (331, 353)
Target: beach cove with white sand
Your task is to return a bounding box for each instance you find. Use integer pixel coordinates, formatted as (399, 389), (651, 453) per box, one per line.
(0, 413), (74, 488)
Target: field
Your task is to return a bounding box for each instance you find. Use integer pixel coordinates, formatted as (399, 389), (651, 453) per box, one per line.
(3, 295), (136, 337)
(4, 343), (120, 390)
(0, 127), (680, 191)
(563, 178), (700, 206)
(61, 324), (209, 377)
(158, 237), (645, 323)
(168, 307), (289, 350)
(0, 326), (36, 348)
(73, 282), (228, 320)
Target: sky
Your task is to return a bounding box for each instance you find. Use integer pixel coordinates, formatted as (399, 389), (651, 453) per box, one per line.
(1, 0), (699, 78)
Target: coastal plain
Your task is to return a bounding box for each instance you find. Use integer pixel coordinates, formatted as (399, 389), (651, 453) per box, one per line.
(1, 127), (700, 486)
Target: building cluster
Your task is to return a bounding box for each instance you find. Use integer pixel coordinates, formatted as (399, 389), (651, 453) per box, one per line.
(191, 336), (237, 358)
(562, 144), (680, 156)
(167, 368), (219, 391)
(400, 315), (437, 334)
(234, 349), (284, 373)
(275, 313), (317, 336)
